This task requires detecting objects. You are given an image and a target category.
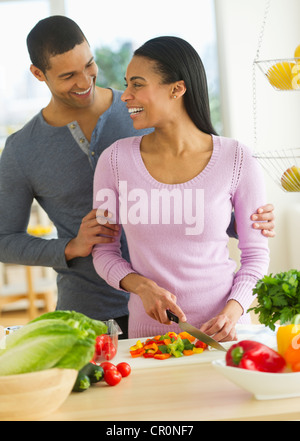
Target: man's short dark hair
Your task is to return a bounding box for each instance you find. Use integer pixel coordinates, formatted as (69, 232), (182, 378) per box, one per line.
(27, 15), (88, 72)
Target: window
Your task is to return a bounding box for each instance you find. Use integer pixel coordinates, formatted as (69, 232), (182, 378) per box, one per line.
(0, 0), (221, 153)
(66, 0), (222, 132)
(0, 0), (51, 151)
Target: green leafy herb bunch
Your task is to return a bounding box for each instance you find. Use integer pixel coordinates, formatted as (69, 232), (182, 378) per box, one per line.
(248, 269), (300, 331)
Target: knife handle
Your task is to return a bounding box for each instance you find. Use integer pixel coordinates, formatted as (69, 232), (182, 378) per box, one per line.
(166, 310), (179, 323)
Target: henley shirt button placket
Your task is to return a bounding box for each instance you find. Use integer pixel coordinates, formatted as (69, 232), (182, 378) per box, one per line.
(68, 122), (95, 165)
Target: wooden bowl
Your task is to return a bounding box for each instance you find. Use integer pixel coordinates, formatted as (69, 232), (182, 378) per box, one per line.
(0, 368), (77, 421)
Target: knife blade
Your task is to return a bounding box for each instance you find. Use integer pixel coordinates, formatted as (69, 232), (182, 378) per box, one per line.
(166, 310), (227, 352)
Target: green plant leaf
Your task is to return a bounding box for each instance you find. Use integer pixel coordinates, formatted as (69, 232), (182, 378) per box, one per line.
(247, 270), (300, 330)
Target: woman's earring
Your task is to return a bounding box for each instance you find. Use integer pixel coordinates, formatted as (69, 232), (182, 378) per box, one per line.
(173, 95), (177, 99)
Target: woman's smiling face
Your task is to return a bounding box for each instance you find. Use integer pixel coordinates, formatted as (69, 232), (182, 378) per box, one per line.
(122, 56), (176, 130)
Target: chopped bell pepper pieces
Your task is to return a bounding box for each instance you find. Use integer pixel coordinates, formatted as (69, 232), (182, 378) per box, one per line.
(129, 331), (208, 360)
(130, 340), (144, 351)
(144, 342), (159, 352)
(178, 332), (196, 342)
(163, 338), (172, 346)
(168, 336), (184, 357)
(182, 339), (194, 351)
(195, 340), (208, 350)
(145, 339), (165, 347)
(167, 332), (178, 340)
(193, 347), (204, 354)
(183, 349), (194, 356)
(130, 349), (145, 358)
(143, 352), (155, 358)
(154, 353), (171, 360)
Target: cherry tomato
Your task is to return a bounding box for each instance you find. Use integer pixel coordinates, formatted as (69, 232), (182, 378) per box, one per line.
(100, 362), (117, 374)
(102, 342), (117, 360)
(95, 335), (112, 355)
(104, 369), (122, 386)
(116, 362), (131, 377)
(95, 335), (105, 354)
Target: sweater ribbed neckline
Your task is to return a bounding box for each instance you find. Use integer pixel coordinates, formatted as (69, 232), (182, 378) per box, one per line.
(132, 134), (220, 188)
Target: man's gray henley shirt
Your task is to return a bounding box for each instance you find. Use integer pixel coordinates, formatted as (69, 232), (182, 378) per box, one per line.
(0, 89), (151, 321)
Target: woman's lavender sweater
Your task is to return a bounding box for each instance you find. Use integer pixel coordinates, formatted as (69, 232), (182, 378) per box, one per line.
(93, 135), (269, 338)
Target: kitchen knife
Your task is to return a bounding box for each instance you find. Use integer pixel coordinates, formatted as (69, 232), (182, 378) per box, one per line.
(166, 310), (227, 352)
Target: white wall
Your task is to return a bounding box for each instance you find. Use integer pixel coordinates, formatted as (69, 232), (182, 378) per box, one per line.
(214, 0), (300, 273)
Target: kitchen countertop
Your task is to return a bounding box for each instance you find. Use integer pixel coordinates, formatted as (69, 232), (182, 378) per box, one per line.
(43, 363), (300, 422)
(41, 326), (300, 422)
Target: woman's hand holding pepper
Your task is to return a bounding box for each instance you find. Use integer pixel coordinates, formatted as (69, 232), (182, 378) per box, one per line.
(199, 300), (243, 342)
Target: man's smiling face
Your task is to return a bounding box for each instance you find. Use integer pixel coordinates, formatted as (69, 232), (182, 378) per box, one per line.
(41, 40), (98, 110)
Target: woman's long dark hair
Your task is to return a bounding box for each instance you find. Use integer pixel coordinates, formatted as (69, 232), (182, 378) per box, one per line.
(134, 36), (218, 135)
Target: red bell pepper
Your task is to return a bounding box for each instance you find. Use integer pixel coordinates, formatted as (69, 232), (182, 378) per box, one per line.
(143, 352), (155, 358)
(195, 340), (208, 350)
(145, 339), (164, 346)
(226, 340), (286, 373)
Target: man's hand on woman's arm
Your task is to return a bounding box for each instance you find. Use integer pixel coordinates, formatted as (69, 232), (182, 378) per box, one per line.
(251, 203), (275, 237)
(65, 209), (119, 261)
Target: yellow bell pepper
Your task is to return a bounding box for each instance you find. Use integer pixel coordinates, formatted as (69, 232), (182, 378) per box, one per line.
(130, 340), (144, 351)
(277, 314), (300, 357)
(144, 342), (159, 354)
(193, 347), (204, 354)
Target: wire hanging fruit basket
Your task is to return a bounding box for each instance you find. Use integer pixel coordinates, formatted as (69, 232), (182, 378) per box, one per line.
(255, 58), (300, 91)
(253, 148), (300, 192)
(252, 0), (300, 192)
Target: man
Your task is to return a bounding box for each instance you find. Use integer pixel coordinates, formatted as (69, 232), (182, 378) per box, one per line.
(0, 16), (275, 338)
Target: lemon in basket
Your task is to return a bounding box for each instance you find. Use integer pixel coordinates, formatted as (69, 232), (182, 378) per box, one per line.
(266, 61), (295, 90)
(281, 166), (300, 192)
(292, 63), (300, 89)
(291, 46), (300, 89)
(294, 44), (300, 59)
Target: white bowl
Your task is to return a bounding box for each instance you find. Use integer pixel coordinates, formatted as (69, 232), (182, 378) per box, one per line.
(212, 358), (300, 400)
(0, 368), (77, 421)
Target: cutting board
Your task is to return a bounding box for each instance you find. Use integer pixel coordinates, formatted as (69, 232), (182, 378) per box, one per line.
(112, 337), (227, 370)
(111, 324), (277, 370)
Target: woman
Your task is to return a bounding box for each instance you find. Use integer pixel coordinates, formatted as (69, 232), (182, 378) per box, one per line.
(92, 36), (269, 341)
